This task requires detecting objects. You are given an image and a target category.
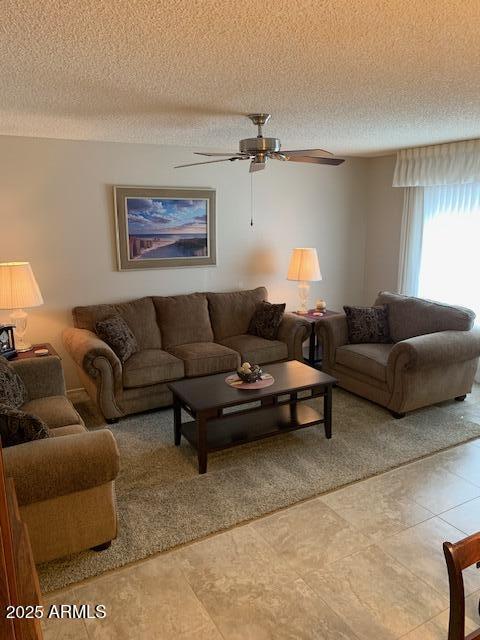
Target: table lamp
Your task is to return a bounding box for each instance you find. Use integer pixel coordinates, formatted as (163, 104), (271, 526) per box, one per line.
(287, 248), (322, 314)
(0, 262), (44, 352)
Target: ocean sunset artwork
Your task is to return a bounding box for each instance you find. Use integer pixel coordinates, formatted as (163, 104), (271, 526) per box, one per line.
(114, 187), (216, 270)
(126, 197), (209, 260)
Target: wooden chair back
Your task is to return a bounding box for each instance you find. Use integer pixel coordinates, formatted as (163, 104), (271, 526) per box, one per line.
(0, 439), (43, 639)
(444, 533), (480, 640)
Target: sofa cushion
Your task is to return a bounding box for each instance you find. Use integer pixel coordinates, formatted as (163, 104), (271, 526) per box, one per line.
(0, 356), (27, 408)
(375, 291), (475, 342)
(73, 297), (162, 349)
(52, 424), (87, 437)
(168, 342), (239, 377)
(207, 287), (268, 341)
(336, 343), (393, 382)
(343, 305), (391, 344)
(95, 315), (138, 363)
(153, 293), (213, 348)
(122, 349), (184, 389)
(22, 396), (83, 429)
(219, 334), (288, 365)
(0, 403), (51, 447)
(248, 301), (286, 340)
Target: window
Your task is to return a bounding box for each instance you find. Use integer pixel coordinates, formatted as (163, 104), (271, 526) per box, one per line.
(417, 182), (480, 323)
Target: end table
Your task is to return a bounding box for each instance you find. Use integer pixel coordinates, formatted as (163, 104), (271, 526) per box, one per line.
(292, 310), (342, 368)
(10, 343), (59, 361)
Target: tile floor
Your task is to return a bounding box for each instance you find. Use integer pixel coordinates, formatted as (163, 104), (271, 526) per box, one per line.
(42, 439), (480, 639)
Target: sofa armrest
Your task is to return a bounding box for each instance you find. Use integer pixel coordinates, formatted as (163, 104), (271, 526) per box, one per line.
(388, 329), (480, 370)
(3, 429), (120, 506)
(315, 315), (349, 368)
(277, 313), (311, 360)
(10, 356), (66, 400)
(63, 327), (122, 392)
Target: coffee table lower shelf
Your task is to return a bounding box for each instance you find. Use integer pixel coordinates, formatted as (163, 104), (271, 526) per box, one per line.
(180, 403), (323, 453)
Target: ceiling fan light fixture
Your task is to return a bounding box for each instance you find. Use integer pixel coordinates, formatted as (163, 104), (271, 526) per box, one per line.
(239, 136), (280, 154)
(175, 114), (345, 171)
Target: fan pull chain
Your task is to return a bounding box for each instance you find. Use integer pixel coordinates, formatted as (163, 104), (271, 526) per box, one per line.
(250, 172), (254, 227)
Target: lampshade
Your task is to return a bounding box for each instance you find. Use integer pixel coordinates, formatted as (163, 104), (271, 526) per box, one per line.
(287, 248), (322, 282)
(0, 262), (44, 310)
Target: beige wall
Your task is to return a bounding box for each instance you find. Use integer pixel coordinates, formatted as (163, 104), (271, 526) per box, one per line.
(363, 155), (404, 303)
(0, 135), (369, 388)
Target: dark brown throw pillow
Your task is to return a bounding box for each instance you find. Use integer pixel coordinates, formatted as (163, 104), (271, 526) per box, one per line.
(248, 301), (286, 340)
(0, 356), (27, 408)
(0, 403), (51, 448)
(95, 315), (138, 363)
(343, 305), (391, 344)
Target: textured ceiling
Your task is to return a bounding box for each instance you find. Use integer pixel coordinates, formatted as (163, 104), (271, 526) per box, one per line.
(1, 1), (479, 155)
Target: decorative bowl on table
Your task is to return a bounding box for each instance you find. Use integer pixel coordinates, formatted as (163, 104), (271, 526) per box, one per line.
(237, 362), (263, 383)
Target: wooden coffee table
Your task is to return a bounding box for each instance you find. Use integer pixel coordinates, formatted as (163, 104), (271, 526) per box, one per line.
(168, 360), (337, 474)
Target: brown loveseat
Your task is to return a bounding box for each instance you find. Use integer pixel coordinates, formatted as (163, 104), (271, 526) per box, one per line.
(63, 287), (310, 421)
(3, 356), (119, 563)
(316, 291), (480, 417)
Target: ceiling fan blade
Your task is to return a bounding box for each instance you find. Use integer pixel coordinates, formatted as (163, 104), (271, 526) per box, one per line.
(284, 156), (345, 166)
(249, 159), (266, 173)
(282, 149), (334, 158)
(175, 157), (242, 168)
(194, 152), (247, 157)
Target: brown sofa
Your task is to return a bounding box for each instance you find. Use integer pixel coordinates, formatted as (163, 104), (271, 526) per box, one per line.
(63, 287), (310, 421)
(316, 291), (480, 417)
(3, 356), (119, 563)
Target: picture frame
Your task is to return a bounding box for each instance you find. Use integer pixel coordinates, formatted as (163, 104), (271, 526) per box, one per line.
(0, 324), (16, 360)
(113, 186), (216, 270)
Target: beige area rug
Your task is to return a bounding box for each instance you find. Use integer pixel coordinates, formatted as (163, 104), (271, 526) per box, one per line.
(38, 385), (480, 592)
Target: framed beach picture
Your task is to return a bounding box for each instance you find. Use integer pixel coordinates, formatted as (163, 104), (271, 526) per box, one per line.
(113, 186), (216, 270)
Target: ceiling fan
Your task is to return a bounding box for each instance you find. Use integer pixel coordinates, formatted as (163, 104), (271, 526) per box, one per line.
(175, 114), (345, 173)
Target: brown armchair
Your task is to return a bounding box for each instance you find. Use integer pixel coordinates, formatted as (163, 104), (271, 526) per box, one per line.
(3, 356), (119, 563)
(316, 291), (480, 417)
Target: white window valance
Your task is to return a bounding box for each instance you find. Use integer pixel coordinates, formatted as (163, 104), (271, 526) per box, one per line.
(393, 139), (480, 187)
